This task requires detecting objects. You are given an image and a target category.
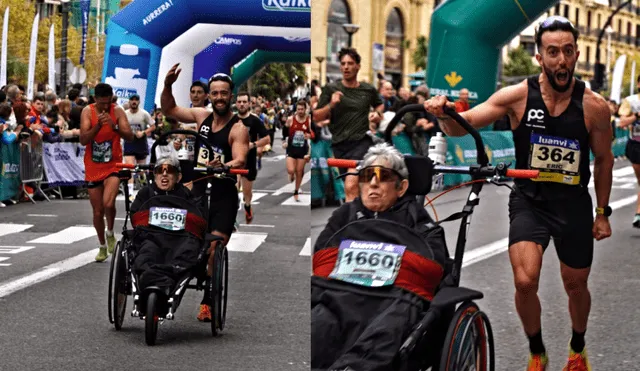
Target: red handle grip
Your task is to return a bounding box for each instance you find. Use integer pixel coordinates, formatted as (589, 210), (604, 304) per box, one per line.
(230, 169), (249, 175)
(116, 163), (135, 169)
(506, 169), (539, 179)
(327, 158), (359, 168)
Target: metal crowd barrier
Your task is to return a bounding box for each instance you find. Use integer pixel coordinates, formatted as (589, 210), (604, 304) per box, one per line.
(19, 137), (50, 203)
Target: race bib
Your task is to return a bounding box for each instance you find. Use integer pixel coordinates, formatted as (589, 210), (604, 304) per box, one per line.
(186, 137), (196, 161)
(329, 240), (406, 287)
(529, 133), (580, 185)
(631, 122), (640, 140)
(292, 131), (305, 147)
(196, 145), (225, 167)
(149, 207), (187, 231)
(92, 140), (112, 163)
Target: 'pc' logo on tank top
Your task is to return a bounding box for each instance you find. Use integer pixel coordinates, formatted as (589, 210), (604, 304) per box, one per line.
(527, 109), (545, 123)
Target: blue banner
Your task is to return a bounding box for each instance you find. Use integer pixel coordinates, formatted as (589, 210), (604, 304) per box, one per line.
(79, 0), (90, 66)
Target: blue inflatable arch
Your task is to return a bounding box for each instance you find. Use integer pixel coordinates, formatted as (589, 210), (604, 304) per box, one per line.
(102, 0), (310, 112)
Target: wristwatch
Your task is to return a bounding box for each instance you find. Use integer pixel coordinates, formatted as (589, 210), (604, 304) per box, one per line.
(595, 206), (612, 217)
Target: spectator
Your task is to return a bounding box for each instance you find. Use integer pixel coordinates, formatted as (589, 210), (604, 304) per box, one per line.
(455, 88), (470, 112)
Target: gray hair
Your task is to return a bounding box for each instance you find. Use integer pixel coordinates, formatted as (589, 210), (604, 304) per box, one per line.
(155, 154), (181, 172)
(361, 143), (408, 180)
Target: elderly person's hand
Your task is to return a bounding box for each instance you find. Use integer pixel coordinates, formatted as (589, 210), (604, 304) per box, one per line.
(358, 143), (409, 212)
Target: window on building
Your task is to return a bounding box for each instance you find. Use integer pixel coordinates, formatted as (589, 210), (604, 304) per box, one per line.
(586, 46), (591, 63)
(597, 13), (602, 29)
(521, 41), (536, 57)
(325, 0), (351, 83)
(587, 11), (592, 31)
(564, 4), (570, 17)
(385, 8), (404, 88)
(555, 3), (560, 15)
(575, 8), (580, 26)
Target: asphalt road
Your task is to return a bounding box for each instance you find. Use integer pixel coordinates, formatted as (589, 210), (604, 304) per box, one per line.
(0, 144), (311, 371)
(311, 159), (640, 371)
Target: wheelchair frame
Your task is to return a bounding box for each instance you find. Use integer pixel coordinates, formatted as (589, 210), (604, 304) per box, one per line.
(107, 129), (235, 346)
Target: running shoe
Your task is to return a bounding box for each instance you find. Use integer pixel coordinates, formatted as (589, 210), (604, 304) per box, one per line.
(245, 204), (253, 224)
(633, 214), (640, 228)
(197, 304), (212, 322)
(233, 220), (239, 233)
(563, 345), (591, 371)
(527, 353), (548, 371)
(95, 247), (108, 262)
(107, 234), (116, 254)
(293, 189), (299, 202)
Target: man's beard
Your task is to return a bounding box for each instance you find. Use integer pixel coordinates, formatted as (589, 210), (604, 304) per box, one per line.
(213, 99), (231, 116)
(237, 106), (249, 116)
(544, 65), (574, 93)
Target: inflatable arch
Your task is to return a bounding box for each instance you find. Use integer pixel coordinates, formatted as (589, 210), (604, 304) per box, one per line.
(192, 35), (311, 90)
(426, 0), (557, 106)
(102, 0), (310, 112)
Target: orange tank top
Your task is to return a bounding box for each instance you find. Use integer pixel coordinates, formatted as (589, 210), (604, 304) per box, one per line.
(84, 104), (122, 181)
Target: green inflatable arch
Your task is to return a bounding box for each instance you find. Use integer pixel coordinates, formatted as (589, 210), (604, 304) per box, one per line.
(231, 51), (310, 92)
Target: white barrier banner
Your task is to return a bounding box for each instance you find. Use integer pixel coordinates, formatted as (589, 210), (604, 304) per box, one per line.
(42, 143), (86, 187)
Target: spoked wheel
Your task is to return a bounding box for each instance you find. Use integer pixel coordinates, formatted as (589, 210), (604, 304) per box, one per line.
(107, 241), (118, 324)
(210, 244), (227, 336)
(145, 292), (159, 346)
(439, 301), (495, 371)
(111, 240), (129, 331)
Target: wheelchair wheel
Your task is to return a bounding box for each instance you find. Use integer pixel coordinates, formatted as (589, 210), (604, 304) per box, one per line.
(439, 301), (495, 371)
(218, 245), (228, 331)
(107, 241), (118, 324)
(210, 244), (228, 336)
(145, 292), (159, 346)
(111, 240), (129, 331)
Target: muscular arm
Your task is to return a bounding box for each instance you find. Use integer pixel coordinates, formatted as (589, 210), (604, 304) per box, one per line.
(160, 85), (209, 124)
(115, 107), (135, 142)
(79, 107), (101, 145)
(255, 120), (271, 147)
(370, 104), (384, 124)
(437, 83), (525, 137)
(587, 92), (614, 210)
(312, 105), (331, 122)
(227, 122), (249, 169)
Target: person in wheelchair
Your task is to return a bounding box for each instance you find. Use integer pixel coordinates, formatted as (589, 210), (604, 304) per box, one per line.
(312, 143), (449, 371)
(129, 155), (208, 297)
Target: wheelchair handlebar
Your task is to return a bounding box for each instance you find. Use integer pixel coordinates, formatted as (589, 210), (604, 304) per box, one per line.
(116, 163), (248, 175)
(382, 103), (489, 166)
(326, 158), (539, 179)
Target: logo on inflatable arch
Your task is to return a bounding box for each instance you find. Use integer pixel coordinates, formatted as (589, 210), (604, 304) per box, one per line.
(114, 87), (138, 99)
(282, 36), (311, 42)
(214, 37), (242, 46)
(262, 0), (311, 12)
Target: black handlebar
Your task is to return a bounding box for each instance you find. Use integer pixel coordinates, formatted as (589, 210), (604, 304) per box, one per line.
(382, 103), (489, 166)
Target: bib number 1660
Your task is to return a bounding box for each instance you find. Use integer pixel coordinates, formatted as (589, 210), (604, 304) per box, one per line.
(343, 251), (395, 268)
(152, 211), (184, 222)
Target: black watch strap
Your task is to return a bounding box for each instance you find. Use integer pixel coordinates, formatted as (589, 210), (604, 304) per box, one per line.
(595, 206), (612, 217)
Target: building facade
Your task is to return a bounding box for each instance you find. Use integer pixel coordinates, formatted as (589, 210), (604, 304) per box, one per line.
(311, 0), (438, 88)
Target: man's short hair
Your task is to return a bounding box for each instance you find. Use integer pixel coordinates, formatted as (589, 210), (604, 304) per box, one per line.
(208, 73), (235, 92)
(236, 91), (251, 101)
(191, 81), (209, 94)
(535, 16), (579, 49)
(94, 83), (113, 98)
(338, 48), (361, 64)
(33, 94), (45, 103)
(68, 88), (80, 101)
(296, 99), (308, 108)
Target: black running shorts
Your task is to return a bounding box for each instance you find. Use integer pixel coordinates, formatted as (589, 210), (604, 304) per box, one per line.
(625, 139), (640, 164)
(508, 189), (594, 269)
(331, 136), (373, 175)
(199, 183), (239, 237)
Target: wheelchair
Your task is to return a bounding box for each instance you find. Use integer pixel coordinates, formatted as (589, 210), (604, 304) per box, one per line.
(107, 129), (246, 346)
(315, 105), (539, 370)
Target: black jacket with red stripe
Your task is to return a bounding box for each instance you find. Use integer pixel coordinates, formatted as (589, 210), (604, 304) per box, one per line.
(311, 195), (449, 371)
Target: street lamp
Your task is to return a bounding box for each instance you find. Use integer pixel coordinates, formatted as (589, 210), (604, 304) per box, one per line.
(342, 23), (360, 47)
(60, 0), (71, 95)
(316, 56), (325, 84)
(592, 0), (631, 91)
(605, 25), (613, 87)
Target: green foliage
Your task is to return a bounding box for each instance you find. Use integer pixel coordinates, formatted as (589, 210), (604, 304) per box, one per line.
(244, 63), (307, 101)
(503, 46), (541, 77)
(411, 35), (428, 71)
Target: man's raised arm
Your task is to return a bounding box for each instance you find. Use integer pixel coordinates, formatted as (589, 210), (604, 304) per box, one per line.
(160, 63), (208, 124)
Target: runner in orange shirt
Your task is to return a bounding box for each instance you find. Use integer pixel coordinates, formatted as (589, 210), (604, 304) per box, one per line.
(79, 83), (134, 262)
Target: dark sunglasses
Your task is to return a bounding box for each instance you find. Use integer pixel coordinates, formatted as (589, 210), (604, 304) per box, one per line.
(209, 73), (234, 87)
(539, 16), (575, 30)
(358, 166), (402, 183)
(154, 164), (179, 176)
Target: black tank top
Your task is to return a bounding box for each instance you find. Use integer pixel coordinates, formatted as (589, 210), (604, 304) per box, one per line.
(192, 113), (238, 196)
(513, 76), (591, 201)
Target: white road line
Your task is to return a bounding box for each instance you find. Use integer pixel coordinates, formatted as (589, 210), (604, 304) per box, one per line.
(0, 224), (33, 237)
(239, 224), (275, 228)
(281, 194), (311, 206)
(0, 257), (11, 267)
(273, 171), (311, 195)
(226, 232), (268, 253)
(27, 226), (96, 244)
(0, 250), (96, 298)
(115, 217), (126, 221)
(299, 238), (311, 256)
(27, 214), (57, 217)
(462, 195), (638, 268)
(0, 246), (36, 254)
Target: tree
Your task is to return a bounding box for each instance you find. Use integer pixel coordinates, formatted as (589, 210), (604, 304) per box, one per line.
(0, 0), (104, 90)
(243, 63), (308, 101)
(503, 46), (541, 77)
(411, 35), (428, 71)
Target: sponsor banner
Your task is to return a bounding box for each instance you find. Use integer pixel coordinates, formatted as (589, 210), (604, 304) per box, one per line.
(42, 143), (86, 187)
(0, 142), (20, 201)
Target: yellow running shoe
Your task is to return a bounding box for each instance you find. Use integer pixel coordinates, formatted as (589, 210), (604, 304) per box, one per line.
(527, 353), (548, 371)
(107, 234), (116, 254)
(563, 346), (591, 371)
(95, 247), (108, 262)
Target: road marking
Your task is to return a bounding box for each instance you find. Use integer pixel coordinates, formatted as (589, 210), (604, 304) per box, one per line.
(262, 154), (286, 162)
(281, 194), (311, 206)
(27, 226), (96, 244)
(462, 195), (638, 268)
(226, 232), (268, 253)
(0, 224), (33, 237)
(273, 171), (311, 195)
(27, 214), (57, 217)
(0, 249), (96, 298)
(299, 238), (311, 256)
(239, 224), (275, 228)
(115, 217), (126, 221)
(0, 246), (36, 254)
(0, 257), (11, 267)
